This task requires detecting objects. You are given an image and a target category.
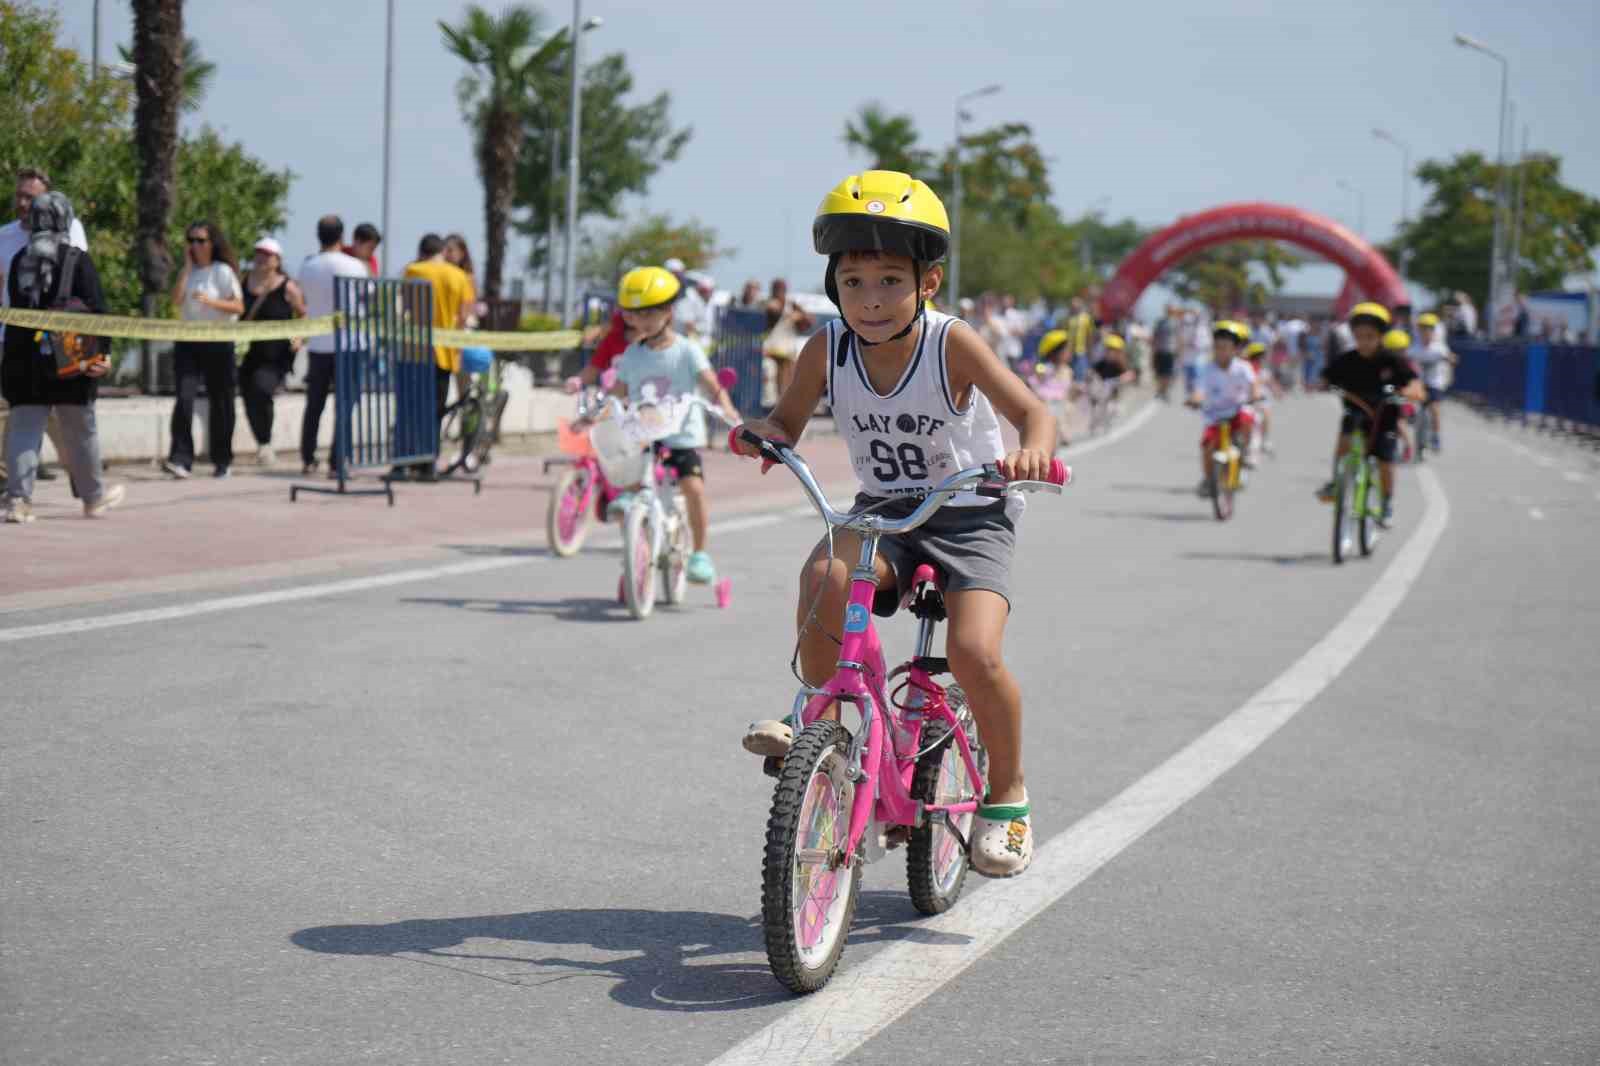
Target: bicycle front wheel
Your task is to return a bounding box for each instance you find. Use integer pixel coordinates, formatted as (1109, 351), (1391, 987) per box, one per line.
(762, 720), (860, 993)
(1210, 455), (1234, 521)
(621, 504), (657, 619)
(441, 396), (486, 475)
(659, 500), (689, 605)
(1359, 456), (1383, 556)
(547, 465), (595, 557)
(1332, 464), (1354, 565)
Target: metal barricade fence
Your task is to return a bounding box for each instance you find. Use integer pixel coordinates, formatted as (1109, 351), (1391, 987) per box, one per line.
(291, 277), (435, 505)
(1451, 339), (1600, 435)
(711, 307), (769, 414)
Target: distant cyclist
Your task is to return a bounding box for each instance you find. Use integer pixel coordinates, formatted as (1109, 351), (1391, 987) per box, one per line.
(1187, 320), (1261, 494)
(1243, 340), (1274, 454)
(1315, 303), (1425, 525)
(1411, 311), (1456, 452)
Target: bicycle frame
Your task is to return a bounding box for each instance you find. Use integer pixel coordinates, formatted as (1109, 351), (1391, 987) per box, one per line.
(791, 534), (985, 869)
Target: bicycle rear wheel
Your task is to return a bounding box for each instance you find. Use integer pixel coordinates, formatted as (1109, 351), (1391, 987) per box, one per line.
(762, 721), (860, 993)
(547, 465), (595, 557)
(440, 395), (487, 475)
(1332, 464), (1354, 564)
(907, 688), (985, 916)
(621, 504), (657, 619)
(1210, 455), (1234, 521)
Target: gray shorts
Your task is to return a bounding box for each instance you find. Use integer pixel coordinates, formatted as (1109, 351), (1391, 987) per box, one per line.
(843, 493), (1016, 616)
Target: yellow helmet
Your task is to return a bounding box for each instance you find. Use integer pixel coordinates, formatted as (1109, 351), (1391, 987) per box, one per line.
(617, 266), (681, 310)
(1382, 328), (1412, 351)
(1244, 341), (1266, 359)
(813, 170), (950, 262)
(1417, 311), (1440, 328)
(1348, 301), (1392, 330)
(1102, 333), (1125, 351)
(1212, 320), (1250, 345)
(1038, 329), (1070, 357)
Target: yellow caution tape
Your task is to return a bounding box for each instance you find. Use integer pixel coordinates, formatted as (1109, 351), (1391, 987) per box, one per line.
(0, 307), (339, 342)
(433, 328), (581, 351)
(0, 308), (583, 353)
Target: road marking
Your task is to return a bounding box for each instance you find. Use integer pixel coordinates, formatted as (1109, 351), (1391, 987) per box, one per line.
(1062, 398), (1160, 459)
(708, 468), (1451, 1066)
(0, 508), (806, 645)
(1529, 507), (1546, 520)
(1562, 471), (1584, 483)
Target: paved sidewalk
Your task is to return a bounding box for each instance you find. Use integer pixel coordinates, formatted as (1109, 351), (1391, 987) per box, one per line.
(1, 384), (1147, 614)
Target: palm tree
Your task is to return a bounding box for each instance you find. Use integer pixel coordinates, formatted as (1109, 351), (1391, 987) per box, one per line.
(440, 5), (569, 300)
(119, 36), (215, 114)
(130, 0), (182, 392)
(842, 104), (936, 176)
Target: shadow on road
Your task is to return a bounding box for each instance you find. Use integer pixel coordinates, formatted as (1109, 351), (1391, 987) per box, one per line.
(1106, 482), (1198, 497)
(402, 595), (625, 623)
(438, 542), (551, 559)
(290, 891), (967, 1013)
(1180, 550), (1328, 567)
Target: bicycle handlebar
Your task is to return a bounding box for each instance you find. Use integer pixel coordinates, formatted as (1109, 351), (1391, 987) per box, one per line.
(734, 429), (1069, 536)
(1328, 386), (1408, 420)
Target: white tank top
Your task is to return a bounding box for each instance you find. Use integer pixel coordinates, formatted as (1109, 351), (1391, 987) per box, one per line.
(826, 310), (1009, 509)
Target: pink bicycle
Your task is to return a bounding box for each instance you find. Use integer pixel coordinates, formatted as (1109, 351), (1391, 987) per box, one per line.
(737, 429), (1069, 993)
(544, 387), (620, 558)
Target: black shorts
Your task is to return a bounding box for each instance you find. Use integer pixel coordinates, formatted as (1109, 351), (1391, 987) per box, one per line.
(1153, 350), (1176, 376)
(661, 447), (704, 480)
(1340, 409), (1401, 462)
(1424, 384), (1445, 404)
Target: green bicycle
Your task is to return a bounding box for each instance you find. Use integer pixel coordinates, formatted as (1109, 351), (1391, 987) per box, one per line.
(439, 347), (510, 479)
(1327, 388), (1403, 564)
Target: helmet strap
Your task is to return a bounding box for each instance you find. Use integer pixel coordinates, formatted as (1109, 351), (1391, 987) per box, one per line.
(830, 259), (927, 353)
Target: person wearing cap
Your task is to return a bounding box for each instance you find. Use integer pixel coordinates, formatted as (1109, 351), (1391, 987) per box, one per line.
(238, 237), (307, 467)
(1187, 320), (1262, 494)
(1315, 303), (1425, 523)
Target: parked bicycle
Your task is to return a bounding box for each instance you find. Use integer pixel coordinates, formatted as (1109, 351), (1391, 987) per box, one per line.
(438, 347), (509, 479)
(737, 428), (1069, 993)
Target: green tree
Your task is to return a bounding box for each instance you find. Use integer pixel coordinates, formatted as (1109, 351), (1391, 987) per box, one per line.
(441, 4), (570, 299)
(1392, 151), (1600, 308)
(841, 103), (936, 175)
(514, 51), (691, 277)
(119, 35), (214, 113)
(577, 213), (731, 289)
(1165, 241), (1301, 311)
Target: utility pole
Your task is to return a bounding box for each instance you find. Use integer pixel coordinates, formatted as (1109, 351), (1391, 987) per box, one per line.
(380, 0), (394, 277)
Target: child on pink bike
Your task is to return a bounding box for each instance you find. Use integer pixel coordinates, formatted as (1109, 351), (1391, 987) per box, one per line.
(731, 170), (1058, 878)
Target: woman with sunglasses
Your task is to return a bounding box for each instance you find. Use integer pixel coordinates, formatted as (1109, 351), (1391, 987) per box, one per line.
(165, 221), (244, 478)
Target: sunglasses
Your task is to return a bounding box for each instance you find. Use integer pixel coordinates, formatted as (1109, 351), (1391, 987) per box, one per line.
(187, 235), (211, 245)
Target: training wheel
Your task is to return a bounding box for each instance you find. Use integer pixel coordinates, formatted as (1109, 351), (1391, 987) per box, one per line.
(714, 577), (732, 609)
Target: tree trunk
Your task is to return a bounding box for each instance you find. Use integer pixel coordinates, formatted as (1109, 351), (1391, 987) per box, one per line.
(479, 103), (523, 301)
(131, 0), (182, 393)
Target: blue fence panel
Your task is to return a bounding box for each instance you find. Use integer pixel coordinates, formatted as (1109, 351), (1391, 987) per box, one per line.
(1542, 345), (1600, 428)
(1451, 339), (1600, 431)
(335, 277), (435, 476)
(710, 308), (769, 415)
(1524, 343), (1548, 414)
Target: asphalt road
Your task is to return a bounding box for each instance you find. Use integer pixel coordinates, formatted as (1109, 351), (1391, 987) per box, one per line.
(3, 395), (1596, 1065)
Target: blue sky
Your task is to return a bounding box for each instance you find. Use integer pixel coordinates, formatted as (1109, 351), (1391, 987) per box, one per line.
(54, 0), (1600, 310)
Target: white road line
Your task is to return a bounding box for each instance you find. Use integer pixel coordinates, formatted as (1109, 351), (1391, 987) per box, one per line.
(708, 467), (1451, 1066)
(1562, 471), (1584, 483)
(1061, 398), (1160, 459)
(1529, 507), (1546, 520)
(0, 508), (802, 645)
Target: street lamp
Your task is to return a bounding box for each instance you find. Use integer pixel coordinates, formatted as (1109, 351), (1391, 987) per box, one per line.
(381, 0), (394, 276)
(543, 15), (602, 312)
(1336, 179), (1365, 237)
(948, 83), (1001, 312)
(1454, 32), (1511, 319)
(560, 3), (604, 326)
(1372, 127), (1412, 272)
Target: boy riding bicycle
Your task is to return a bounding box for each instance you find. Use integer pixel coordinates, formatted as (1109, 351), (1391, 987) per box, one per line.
(1187, 320), (1261, 494)
(731, 170), (1057, 878)
(1315, 303), (1425, 524)
(609, 265), (740, 585)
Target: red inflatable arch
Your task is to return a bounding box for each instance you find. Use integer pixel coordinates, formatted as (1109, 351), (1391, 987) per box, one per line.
(1096, 202), (1407, 321)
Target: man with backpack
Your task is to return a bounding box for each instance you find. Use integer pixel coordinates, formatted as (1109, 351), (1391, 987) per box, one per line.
(2, 191), (125, 522)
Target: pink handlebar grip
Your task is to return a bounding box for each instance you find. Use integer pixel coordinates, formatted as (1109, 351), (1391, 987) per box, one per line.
(1045, 457), (1071, 486)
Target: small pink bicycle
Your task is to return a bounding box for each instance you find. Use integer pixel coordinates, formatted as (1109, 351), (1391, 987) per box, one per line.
(737, 429), (1069, 993)
(544, 386), (621, 558)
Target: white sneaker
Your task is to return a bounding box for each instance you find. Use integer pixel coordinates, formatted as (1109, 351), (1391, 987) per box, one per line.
(5, 498), (35, 524)
(257, 444), (276, 467)
(161, 459), (190, 479)
(84, 483), (126, 518)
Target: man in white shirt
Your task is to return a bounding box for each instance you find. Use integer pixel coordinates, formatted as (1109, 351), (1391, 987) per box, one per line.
(296, 215), (369, 474)
(676, 269), (714, 339)
(1, 167), (91, 488)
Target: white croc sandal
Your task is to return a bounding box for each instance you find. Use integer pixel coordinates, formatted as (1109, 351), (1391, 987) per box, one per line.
(970, 798), (1033, 878)
(741, 719), (794, 758)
